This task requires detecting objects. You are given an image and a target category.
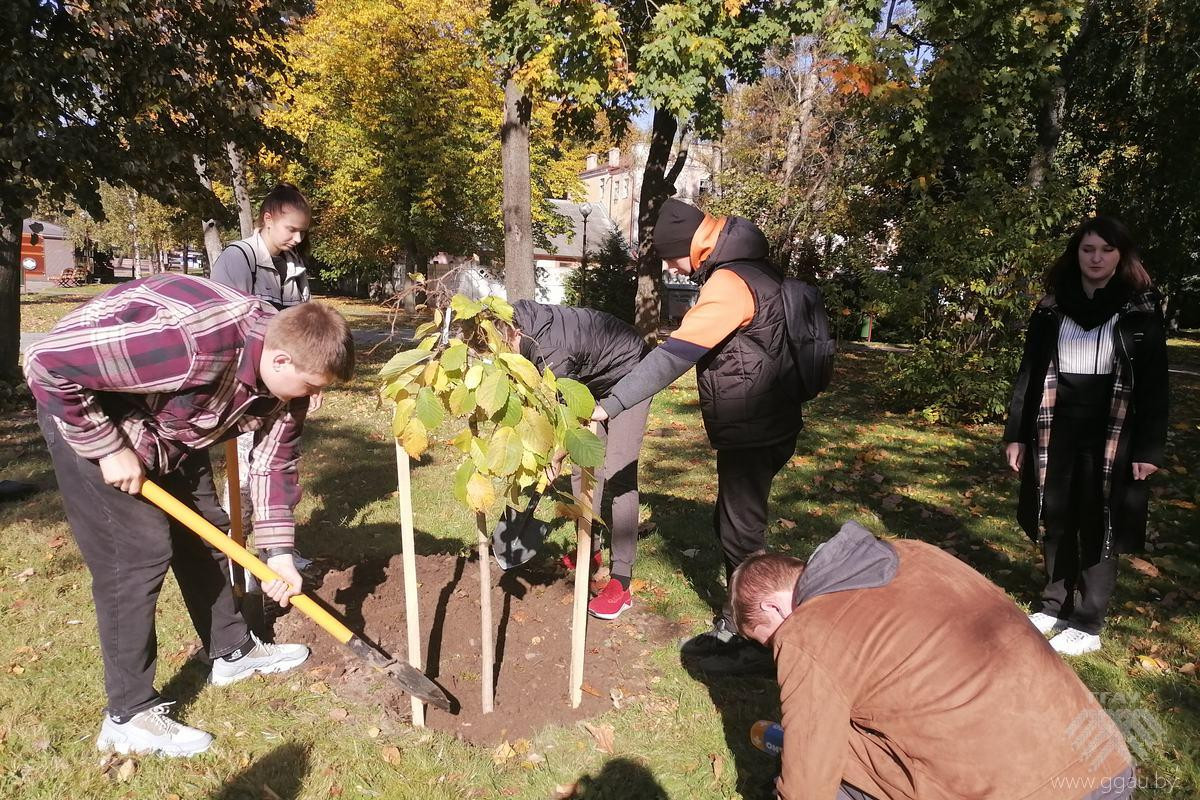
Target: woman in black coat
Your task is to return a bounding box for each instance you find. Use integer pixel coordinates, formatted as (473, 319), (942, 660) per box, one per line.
(1003, 216), (1168, 656)
(497, 300), (652, 621)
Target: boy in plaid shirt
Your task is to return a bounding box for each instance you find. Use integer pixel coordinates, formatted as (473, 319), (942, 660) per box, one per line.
(25, 273), (355, 756)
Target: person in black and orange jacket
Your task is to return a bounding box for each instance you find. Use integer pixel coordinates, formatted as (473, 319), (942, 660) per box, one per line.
(591, 198), (802, 674)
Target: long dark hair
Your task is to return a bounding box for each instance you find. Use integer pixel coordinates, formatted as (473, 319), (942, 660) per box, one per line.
(1045, 216), (1152, 293)
(257, 182), (311, 259)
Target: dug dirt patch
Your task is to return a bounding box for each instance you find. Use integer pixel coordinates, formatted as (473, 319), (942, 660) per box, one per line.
(274, 552), (689, 744)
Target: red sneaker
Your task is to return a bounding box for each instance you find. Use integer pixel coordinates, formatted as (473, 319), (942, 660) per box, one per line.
(588, 579), (633, 620)
(562, 549), (603, 572)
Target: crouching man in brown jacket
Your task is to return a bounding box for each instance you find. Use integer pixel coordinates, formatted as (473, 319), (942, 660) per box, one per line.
(730, 521), (1135, 800)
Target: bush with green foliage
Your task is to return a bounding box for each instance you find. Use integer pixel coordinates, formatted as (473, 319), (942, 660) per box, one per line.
(563, 230), (636, 322)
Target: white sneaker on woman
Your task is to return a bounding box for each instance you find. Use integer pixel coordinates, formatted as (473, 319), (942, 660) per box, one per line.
(1049, 627), (1102, 656)
(1028, 612), (1068, 635)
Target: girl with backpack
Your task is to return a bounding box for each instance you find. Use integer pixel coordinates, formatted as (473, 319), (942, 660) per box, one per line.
(211, 183), (317, 564)
(1003, 216), (1168, 656)
(210, 183), (312, 310)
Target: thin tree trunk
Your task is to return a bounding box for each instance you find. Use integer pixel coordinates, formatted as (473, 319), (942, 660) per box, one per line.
(227, 142), (255, 238)
(633, 108), (683, 339)
(0, 213), (24, 379)
(194, 155), (225, 270)
(500, 77), (535, 301)
(127, 191), (142, 280)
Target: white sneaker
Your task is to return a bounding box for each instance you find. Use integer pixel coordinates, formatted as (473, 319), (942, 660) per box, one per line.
(210, 634), (309, 686)
(96, 701), (213, 756)
(1028, 612), (1068, 635)
(1049, 627), (1102, 656)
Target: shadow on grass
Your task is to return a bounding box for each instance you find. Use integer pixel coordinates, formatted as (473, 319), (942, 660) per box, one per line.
(681, 664), (781, 800)
(209, 740), (312, 800)
(572, 756), (672, 799)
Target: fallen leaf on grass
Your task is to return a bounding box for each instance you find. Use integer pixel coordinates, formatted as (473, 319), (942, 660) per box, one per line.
(14, 568), (34, 583)
(380, 745), (402, 764)
(48, 536), (66, 549)
(1136, 655), (1169, 674)
(629, 578), (648, 593)
(1180, 663), (1197, 675)
(1166, 499), (1197, 511)
(550, 783), (578, 799)
(682, 548), (699, 558)
(367, 726), (381, 738)
(328, 708), (349, 721)
(710, 753), (725, 782)
(581, 722), (615, 754)
(492, 741), (517, 765)
(308, 681), (329, 694)
(1127, 557), (1160, 578)
(581, 682), (603, 698)
(777, 518), (797, 530)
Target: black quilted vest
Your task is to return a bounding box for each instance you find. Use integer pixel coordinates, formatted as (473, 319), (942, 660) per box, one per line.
(695, 254), (802, 450)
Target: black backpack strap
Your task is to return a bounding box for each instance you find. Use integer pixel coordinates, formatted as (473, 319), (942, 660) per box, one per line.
(229, 240), (258, 294)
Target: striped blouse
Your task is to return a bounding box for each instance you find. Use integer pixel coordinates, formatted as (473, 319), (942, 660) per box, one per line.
(1057, 313), (1118, 375)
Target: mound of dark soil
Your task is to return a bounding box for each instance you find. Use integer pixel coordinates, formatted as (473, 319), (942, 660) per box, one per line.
(274, 552), (688, 744)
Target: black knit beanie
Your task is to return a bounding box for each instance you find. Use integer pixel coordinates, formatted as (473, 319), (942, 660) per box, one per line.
(653, 198), (705, 259)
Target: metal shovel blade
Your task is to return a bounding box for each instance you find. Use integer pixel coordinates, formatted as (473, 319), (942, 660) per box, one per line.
(347, 637), (453, 711)
(491, 489), (549, 571)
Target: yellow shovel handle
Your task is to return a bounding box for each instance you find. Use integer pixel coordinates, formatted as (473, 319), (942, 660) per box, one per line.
(140, 479), (353, 645)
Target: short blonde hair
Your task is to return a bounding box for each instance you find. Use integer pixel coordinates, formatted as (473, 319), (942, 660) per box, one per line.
(264, 302), (355, 380)
(729, 553), (806, 635)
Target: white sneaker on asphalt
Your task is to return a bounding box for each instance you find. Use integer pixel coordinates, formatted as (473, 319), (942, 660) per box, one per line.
(96, 701), (213, 756)
(1049, 627), (1102, 656)
(210, 633), (309, 687)
(1028, 612), (1068, 635)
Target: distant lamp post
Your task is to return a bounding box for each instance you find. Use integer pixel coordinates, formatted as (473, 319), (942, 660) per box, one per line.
(578, 203), (592, 305)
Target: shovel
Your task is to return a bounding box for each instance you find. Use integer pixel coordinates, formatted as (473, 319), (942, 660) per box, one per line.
(140, 480), (452, 711)
(491, 487), (550, 571)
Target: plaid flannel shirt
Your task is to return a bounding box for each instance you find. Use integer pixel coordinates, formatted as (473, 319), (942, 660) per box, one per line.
(24, 274), (307, 549)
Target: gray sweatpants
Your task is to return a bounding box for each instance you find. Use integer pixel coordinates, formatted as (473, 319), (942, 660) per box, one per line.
(571, 396), (651, 580)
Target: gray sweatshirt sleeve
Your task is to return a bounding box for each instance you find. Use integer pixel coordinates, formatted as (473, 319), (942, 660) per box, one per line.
(210, 243), (254, 294)
(598, 341), (698, 417)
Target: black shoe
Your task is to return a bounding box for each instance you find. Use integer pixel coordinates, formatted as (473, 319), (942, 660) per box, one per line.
(681, 618), (775, 676)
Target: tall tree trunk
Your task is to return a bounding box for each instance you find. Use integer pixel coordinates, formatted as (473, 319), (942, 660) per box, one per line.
(193, 155), (224, 271)
(1028, 1), (1096, 187)
(500, 77), (535, 301)
(633, 109), (690, 339)
(0, 213), (24, 379)
(227, 142), (255, 238)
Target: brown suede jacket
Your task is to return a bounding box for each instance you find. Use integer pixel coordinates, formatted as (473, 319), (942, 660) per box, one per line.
(774, 535), (1131, 800)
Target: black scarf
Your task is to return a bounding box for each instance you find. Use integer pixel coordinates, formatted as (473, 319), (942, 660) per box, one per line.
(1055, 273), (1131, 330)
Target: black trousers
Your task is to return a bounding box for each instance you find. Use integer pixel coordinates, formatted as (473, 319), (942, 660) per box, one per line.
(39, 410), (250, 718)
(714, 434), (798, 586)
(1039, 412), (1120, 635)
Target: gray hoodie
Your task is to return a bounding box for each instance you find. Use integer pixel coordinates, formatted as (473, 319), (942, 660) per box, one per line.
(793, 520), (899, 607)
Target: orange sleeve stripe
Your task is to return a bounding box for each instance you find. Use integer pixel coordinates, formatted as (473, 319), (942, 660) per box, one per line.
(670, 270), (756, 350)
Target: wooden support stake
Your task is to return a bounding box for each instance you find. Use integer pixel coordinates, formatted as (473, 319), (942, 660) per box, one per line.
(477, 509), (495, 714)
(395, 442), (425, 727)
(569, 437), (597, 708)
(224, 439), (245, 597)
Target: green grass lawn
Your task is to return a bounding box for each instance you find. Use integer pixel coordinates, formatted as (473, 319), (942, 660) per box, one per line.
(2, 291), (1197, 798)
